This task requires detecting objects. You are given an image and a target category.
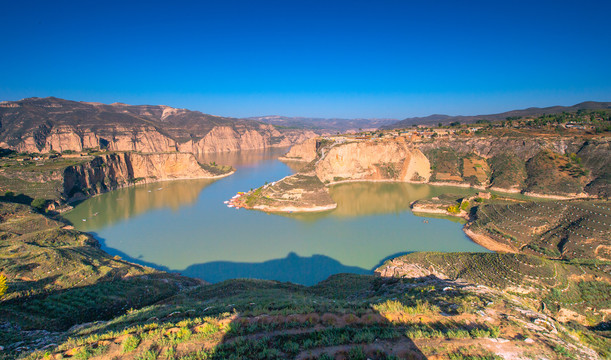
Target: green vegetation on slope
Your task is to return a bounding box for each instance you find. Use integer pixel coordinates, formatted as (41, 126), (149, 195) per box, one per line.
(0, 202), (199, 343)
(0, 201), (609, 359)
(470, 200), (611, 261)
(525, 150), (589, 195)
(489, 153), (528, 190)
(423, 147), (463, 182)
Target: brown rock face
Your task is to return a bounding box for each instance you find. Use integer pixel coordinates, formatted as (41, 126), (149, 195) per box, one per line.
(6, 124), (315, 155)
(315, 141), (431, 183)
(279, 137), (318, 162)
(63, 152), (225, 201)
(0, 97), (315, 154)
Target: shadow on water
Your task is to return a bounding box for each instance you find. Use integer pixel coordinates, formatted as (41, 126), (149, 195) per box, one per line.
(94, 233), (370, 286)
(181, 252), (371, 286)
(92, 232), (171, 272)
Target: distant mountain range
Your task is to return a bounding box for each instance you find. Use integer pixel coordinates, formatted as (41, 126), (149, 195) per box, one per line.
(245, 115), (398, 133)
(381, 101), (611, 129)
(0, 97), (313, 153)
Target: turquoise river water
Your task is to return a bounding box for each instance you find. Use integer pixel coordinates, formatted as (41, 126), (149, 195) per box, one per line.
(64, 148), (488, 285)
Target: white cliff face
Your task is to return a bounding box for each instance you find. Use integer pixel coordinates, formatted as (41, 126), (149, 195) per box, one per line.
(315, 141), (431, 183)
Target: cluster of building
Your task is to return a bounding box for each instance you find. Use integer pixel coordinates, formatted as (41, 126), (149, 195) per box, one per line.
(325, 126), (483, 142)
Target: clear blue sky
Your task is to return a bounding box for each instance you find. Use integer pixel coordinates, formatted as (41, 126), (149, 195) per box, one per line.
(1, 0), (610, 118)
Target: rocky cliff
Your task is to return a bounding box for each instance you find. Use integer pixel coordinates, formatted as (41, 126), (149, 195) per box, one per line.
(0, 97), (315, 154)
(315, 140), (431, 184)
(278, 136), (318, 162)
(63, 152), (231, 201)
(280, 136), (610, 198)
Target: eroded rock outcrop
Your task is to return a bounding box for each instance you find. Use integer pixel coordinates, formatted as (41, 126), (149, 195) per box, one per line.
(63, 152), (230, 201)
(315, 141), (431, 184)
(279, 137), (318, 162)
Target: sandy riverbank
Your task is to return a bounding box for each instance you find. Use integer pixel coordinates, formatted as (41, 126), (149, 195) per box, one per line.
(463, 227), (518, 253)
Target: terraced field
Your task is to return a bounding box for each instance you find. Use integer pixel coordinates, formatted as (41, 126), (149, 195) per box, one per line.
(243, 174), (335, 211)
(469, 201), (611, 261)
(0, 202), (199, 335)
(0, 155), (89, 201)
(2, 200), (610, 359)
(22, 275), (605, 360)
(378, 253), (609, 310)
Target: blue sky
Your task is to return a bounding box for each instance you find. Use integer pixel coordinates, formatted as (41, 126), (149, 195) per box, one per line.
(1, 0), (610, 118)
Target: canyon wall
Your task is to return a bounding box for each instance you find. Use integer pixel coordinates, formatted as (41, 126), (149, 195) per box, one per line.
(63, 152), (227, 201)
(283, 136), (610, 197)
(315, 141), (431, 183)
(0, 97), (315, 154)
(4, 124), (314, 155)
(278, 137), (318, 162)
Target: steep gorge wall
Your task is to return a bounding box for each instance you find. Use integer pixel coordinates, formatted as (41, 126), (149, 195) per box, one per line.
(315, 141), (431, 183)
(63, 152), (224, 201)
(0, 97), (317, 155)
(279, 137), (318, 162)
(4, 124), (315, 154)
(285, 136), (610, 197)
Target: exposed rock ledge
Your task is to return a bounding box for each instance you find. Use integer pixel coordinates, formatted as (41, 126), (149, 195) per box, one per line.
(63, 152), (233, 202)
(242, 135), (605, 214)
(278, 137), (318, 162)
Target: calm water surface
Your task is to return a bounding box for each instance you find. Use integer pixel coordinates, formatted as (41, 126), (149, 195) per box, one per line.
(64, 148), (488, 285)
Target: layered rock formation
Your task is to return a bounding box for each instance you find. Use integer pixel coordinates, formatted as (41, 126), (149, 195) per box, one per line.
(0, 97), (315, 154)
(315, 141), (431, 183)
(243, 135), (610, 213)
(63, 152), (231, 201)
(280, 136), (610, 198)
(278, 137), (318, 162)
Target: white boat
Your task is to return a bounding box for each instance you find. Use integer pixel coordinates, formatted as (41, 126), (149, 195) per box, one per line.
(223, 201), (229, 204)
(227, 204), (234, 208)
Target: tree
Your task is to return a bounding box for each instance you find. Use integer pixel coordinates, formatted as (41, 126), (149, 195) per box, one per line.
(31, 198), (48, 212)
(0, 274), (7, 298)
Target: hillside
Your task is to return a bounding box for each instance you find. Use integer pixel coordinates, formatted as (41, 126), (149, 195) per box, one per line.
(382, 101), (611, 129)
(0, 150), (233, 205)
(0, 97), (315, 154)
(241, 133), (611, 215)
(246, 115), (397, 133)
(1, 200), (607, 359)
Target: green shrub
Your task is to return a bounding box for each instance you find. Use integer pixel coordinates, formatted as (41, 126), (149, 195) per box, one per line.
(447, 204), (460, 214)
(347, 346), (367, 360)
(121, 334), (141, 354)
(31, 198), (48, 212)
(0, 274), (7, 298)
(136, 349), (159, 360)
(470, 328), (491, 338)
